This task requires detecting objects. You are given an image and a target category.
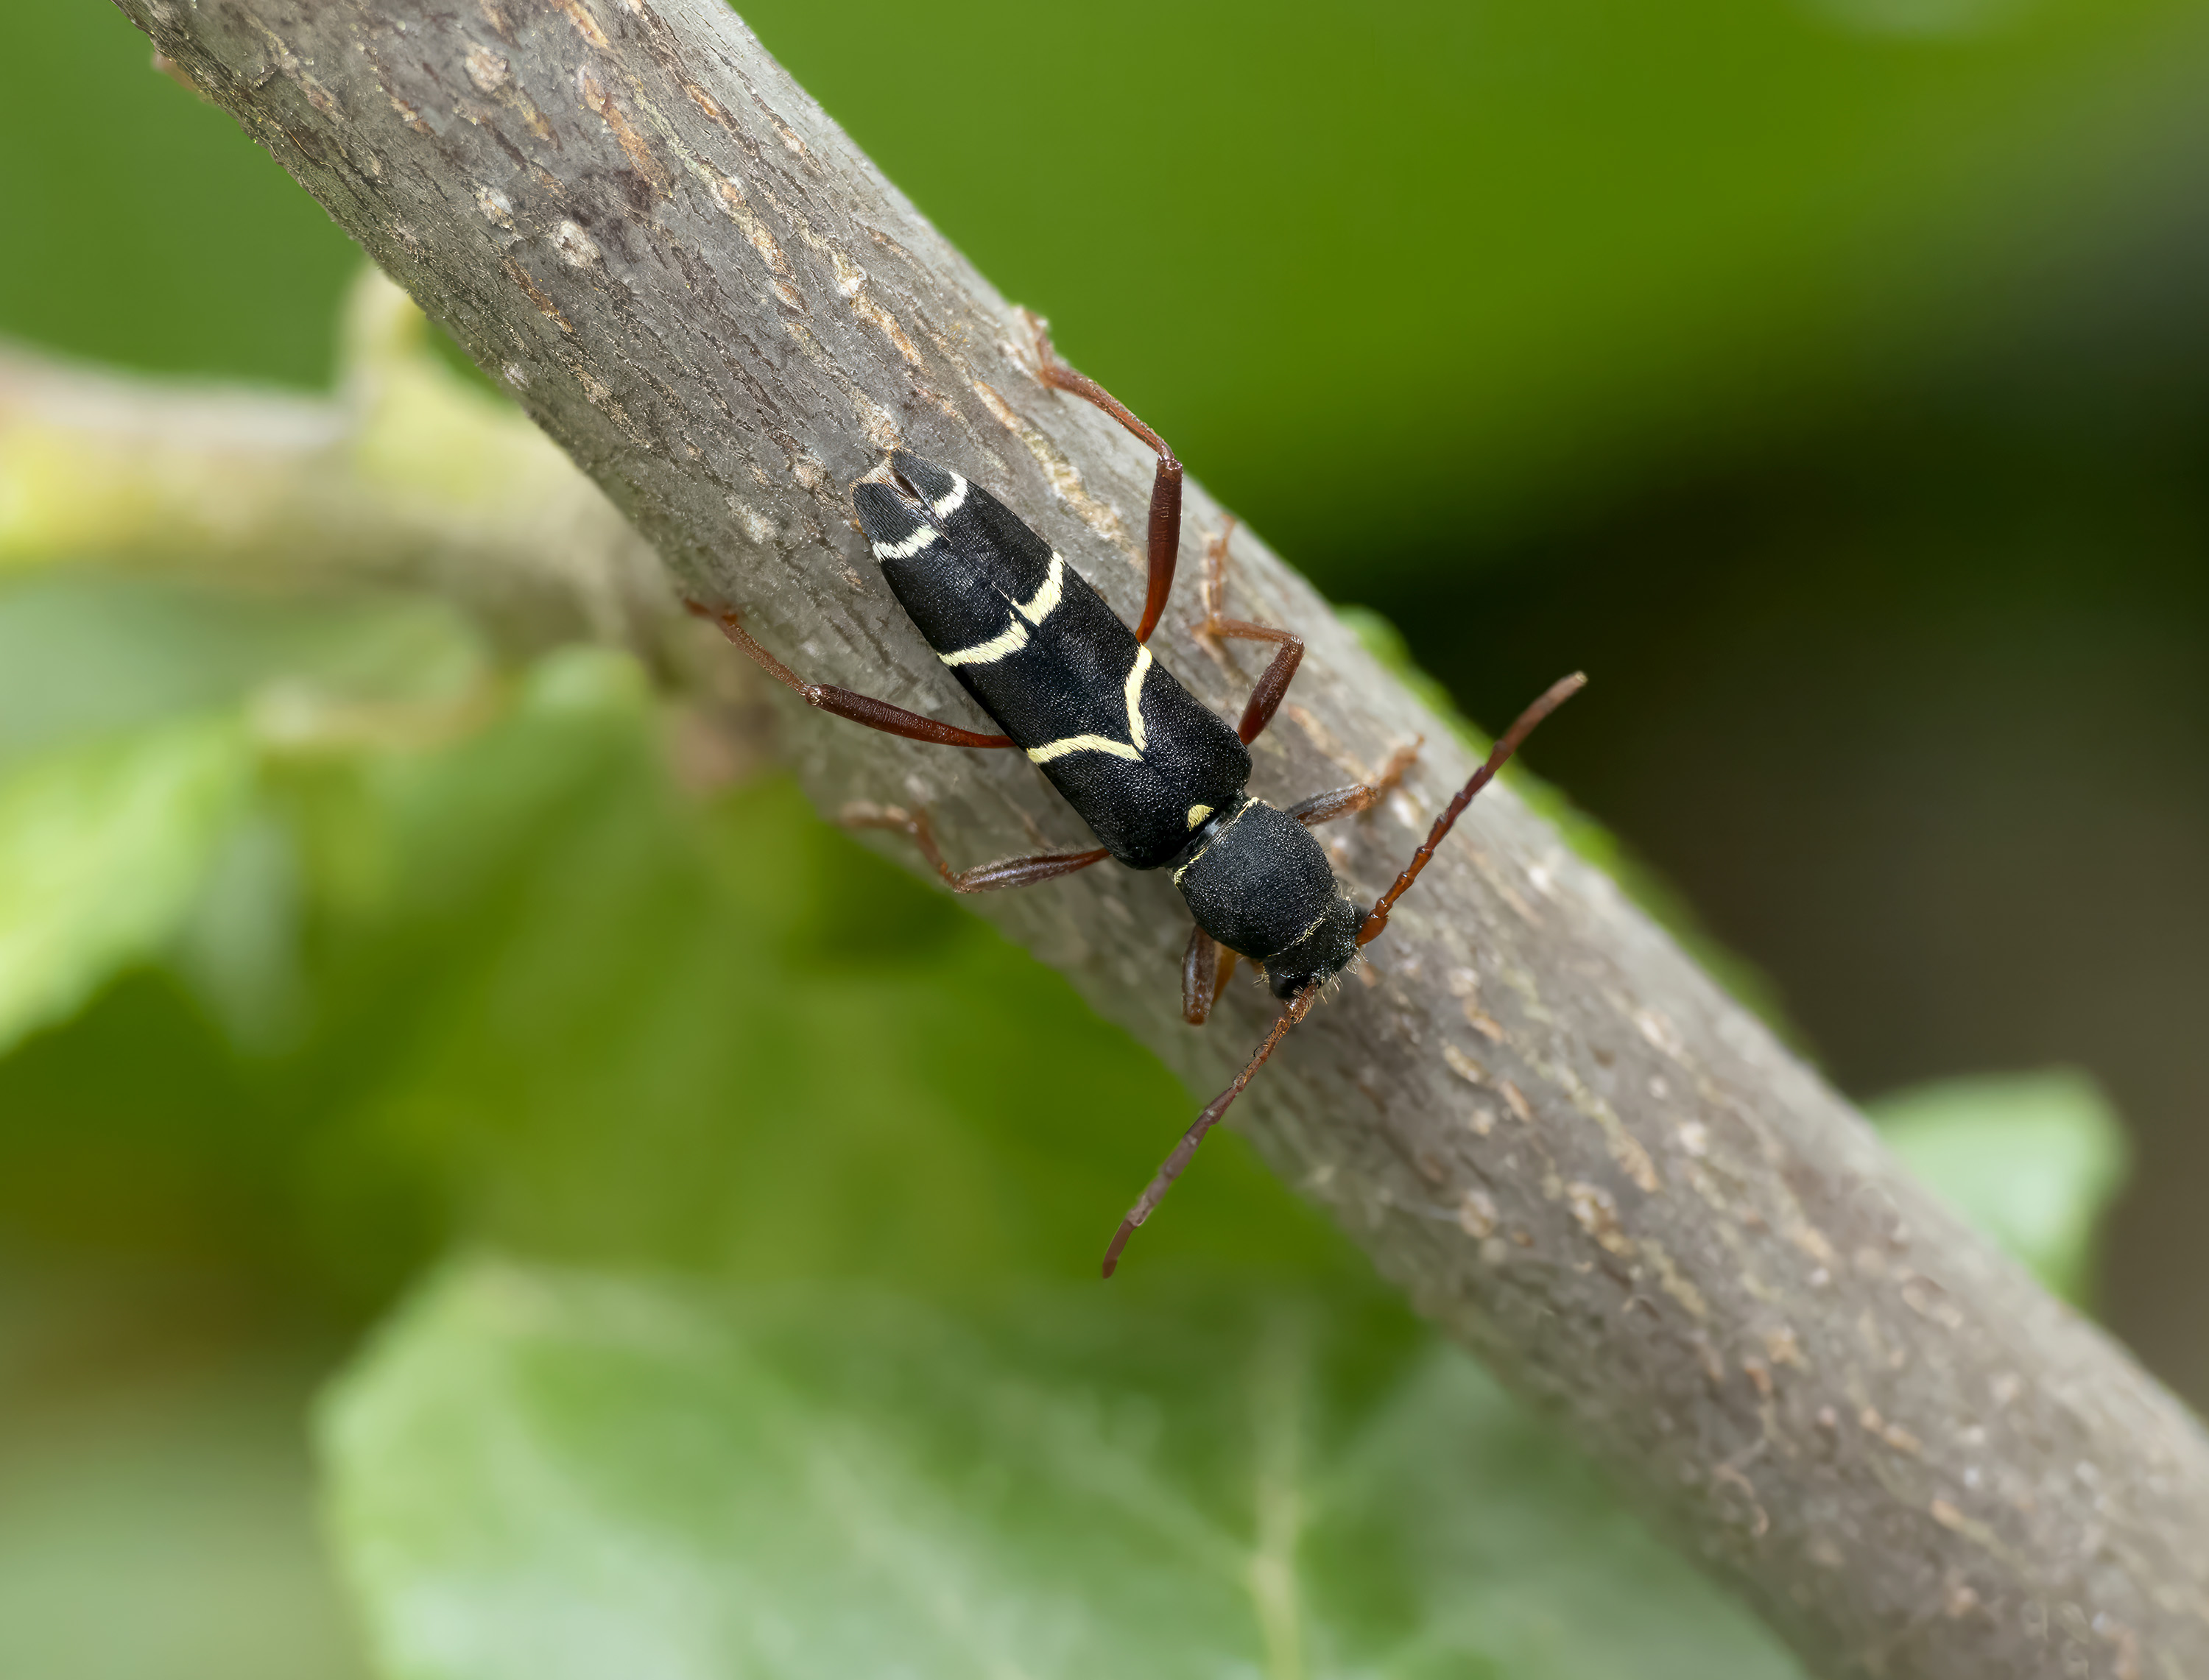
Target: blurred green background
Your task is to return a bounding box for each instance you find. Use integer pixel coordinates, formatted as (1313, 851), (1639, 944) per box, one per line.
(0, 0), (2202, 1675)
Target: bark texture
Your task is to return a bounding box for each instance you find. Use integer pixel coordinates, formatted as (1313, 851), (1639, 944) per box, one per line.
(113, 1), (2209, 1673)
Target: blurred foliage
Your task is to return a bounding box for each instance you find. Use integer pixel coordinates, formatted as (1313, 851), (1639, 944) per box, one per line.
(0, 1279), (367, 1680)
(1339, 607), (1801, 1042)
(1870, 1069), (2132, 1307)
(0, 714), (251, 1056)
(750, 0), (2209, 567)
(0, 7), (359, 387)
(13, 1), (2209, 570)
(0, 569), (2130, 1680)
(0, 0), (2182, 1675)
(0, 575), (1351, 1307)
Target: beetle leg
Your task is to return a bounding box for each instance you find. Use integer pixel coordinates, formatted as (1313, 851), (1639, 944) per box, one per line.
(841, 803), (1110, 892)
(1194, 518), (1306, 745)
(1031, 316), (1183, 645)
(1180, 925), (1242, 1025)
(686, 600), (1015, 749)
(1283, 741), (1423, 827)
(1104, 987), (1320, 1278)
(1025, 331), (1305, 741)
(1359, 674), (1587, 947)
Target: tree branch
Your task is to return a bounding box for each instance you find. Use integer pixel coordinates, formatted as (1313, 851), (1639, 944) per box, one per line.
(111, 1), (2209, 1673)
(0, 275), (671, 657)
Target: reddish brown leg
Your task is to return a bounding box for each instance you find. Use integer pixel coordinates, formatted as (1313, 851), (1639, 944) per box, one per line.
(1103, 986), (1320, 1278)
(1283, 741), (1423, 827)
(686, 599), (1014, 749)
(1180, 925), (1242, 1026)
(842, 803), (1109, 893)
(1359, 674), (1588, 947)
(1032, 318), (1183, 645)
(1198, 519), (1304, 745)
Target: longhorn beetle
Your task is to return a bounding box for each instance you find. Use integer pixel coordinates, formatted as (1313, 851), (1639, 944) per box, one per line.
(690, 325), (1584, 1277)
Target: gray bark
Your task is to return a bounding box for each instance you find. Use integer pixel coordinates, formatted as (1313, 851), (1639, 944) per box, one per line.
(113, 1), (2209, 1673)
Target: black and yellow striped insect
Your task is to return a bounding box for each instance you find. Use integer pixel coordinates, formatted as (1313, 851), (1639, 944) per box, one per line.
(693, 333), (1582, 1276)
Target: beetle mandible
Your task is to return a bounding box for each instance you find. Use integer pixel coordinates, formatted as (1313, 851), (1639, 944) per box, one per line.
(691, 324), (1583, 1276)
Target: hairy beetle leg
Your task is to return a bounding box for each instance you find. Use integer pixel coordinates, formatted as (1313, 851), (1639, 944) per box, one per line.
(1031, 315), (1183, 646)
(686, 599), (1015, 749)
(1284, 740), (1424, 827)
(1180, 924), (1242, 1026)
(1024, 336), (1306, 745)
(839, 802), (1110, 893)
(1198, 517), (1305, 745)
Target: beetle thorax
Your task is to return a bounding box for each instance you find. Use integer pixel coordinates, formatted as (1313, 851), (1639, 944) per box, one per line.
(1170, 797), (1364, 999)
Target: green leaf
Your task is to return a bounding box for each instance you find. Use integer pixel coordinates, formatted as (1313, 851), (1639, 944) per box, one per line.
(1868, 1069), (2131, 1306)
(326, 1258), (1804, 1680)
(0, 715), (253, 1056)
(0, 570), (488, 1056)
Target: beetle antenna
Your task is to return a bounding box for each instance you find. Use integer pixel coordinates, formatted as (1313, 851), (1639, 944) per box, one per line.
(1102, 987), (1320, 1278)
(1357, 673), (1587, 947)
(1103, 675), (1584, 1278)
